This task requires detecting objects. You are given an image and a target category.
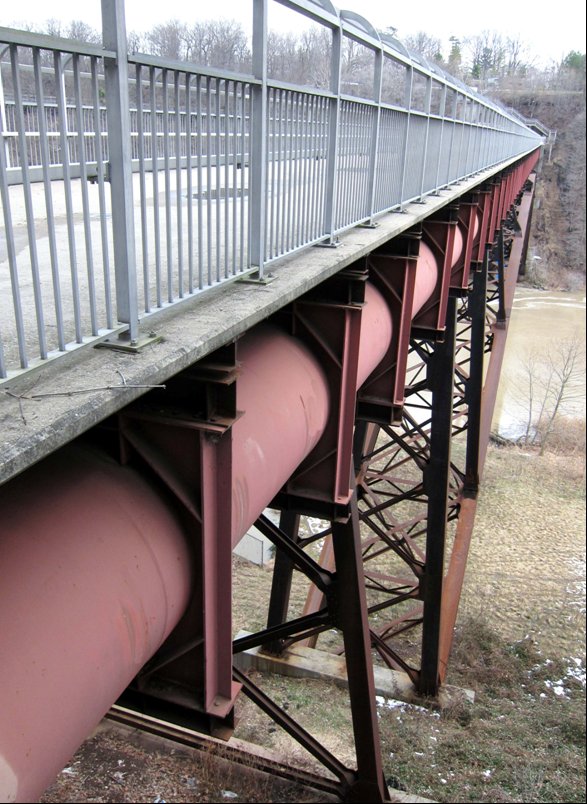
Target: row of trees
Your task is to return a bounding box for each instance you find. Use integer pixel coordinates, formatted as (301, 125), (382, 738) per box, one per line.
(15, 17), (586, 95)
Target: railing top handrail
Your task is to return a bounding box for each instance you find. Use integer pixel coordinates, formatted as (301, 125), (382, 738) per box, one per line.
(0, 1), (542, 139)
(276, 0), (341, 30)
(0, 25), (115, 60)
(127, 51), (260, 86)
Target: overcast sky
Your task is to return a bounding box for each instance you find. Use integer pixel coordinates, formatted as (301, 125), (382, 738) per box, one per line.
(3, 0), (586, 67)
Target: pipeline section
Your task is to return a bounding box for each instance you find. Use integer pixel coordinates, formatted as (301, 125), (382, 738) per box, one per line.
(0, 238), (445, 802)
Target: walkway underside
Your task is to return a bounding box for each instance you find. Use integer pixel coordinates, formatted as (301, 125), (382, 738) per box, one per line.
(0, 153), (537, 803)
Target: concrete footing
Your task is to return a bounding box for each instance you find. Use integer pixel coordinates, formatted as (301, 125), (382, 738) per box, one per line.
(234, 632), (474, 708)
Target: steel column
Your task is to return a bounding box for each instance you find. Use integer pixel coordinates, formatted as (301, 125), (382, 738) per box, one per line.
(464, 256), (488, 496)
(265, 510), (302, 653)
(200, 430), (238, 715)
(331, 485), (391, 802)
(495, 227), (507, 326)
(418, 295), (457, 696)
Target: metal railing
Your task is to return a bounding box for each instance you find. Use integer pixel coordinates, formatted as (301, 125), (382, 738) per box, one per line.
(0, 0), (543, 381)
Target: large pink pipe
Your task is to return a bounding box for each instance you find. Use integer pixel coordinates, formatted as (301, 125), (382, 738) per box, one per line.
(231, 282), (397, 541)
(413, 241), (439, 316)
(0, 448), (192, 803)
(0, 255), (440, 802)
(452, 227), (464, 268)
(231, 323), (331, 542)
(357, 282), (394, 388)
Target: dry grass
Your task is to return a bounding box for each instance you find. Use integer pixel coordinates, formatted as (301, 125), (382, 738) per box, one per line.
(374, 616), (586, 803)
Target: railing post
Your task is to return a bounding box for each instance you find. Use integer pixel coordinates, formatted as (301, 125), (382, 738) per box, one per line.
(365, 47), (382, 224)
(101, 0), (139, 342)
(322, 23), (342, 243)
(446, 89), (458, 184)
(0, 65), (11, 169)
(418, 74), (432, 200)
(434, 83), (447, 192)
(398, 64), (413, 209)
(464, 97), (473, 176)
(249, 0), (268, 277)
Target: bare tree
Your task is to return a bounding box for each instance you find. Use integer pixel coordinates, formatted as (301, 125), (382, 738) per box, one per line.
(267, 31), (300, 82)
(466, 30), (506, 82)
(66, 21), (101, 45)
(536, 337), (585, 454)
(208, 20), (250, 71)
(403, 32), (443, 63)
(298, 27), (331, 89)
(341, 36), (374, 98)
(514, 337), (585, 453)
(145, 20), (188, 61)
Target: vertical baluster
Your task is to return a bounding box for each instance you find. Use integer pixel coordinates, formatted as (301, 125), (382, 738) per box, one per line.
(91, 58), (113, 328)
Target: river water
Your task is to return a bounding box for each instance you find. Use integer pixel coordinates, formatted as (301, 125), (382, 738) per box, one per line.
(492, 287), (586, 439)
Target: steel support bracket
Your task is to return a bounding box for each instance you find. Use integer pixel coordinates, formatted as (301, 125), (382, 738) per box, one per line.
(412, 204), (459, 337)
(450, 192), (481, 293)
(357, 230), (420, 424)
(271, 267), (366, 519)
(314, 237), (341, 249)
(236, 269), (276, 285)
(114, 342), (241, 735)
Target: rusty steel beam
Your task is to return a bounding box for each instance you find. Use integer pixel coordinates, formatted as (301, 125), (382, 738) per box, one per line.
(438, 175), (537, 680)
(330, 486), (392, 802)
(265, 510), (302, 654)
(419, 296), (457, 696)
(107, 705), (343, 798)
(464, 256), (489, 496)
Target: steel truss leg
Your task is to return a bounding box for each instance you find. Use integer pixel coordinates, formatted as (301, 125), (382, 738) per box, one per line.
(464, 255), (489, 497)
(331, 485), (391, 802)
(235, 486), (391, 802)
(265, 510), (301, 653)
(419, 296), (457, 696)
(495, 228), (507, 326)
